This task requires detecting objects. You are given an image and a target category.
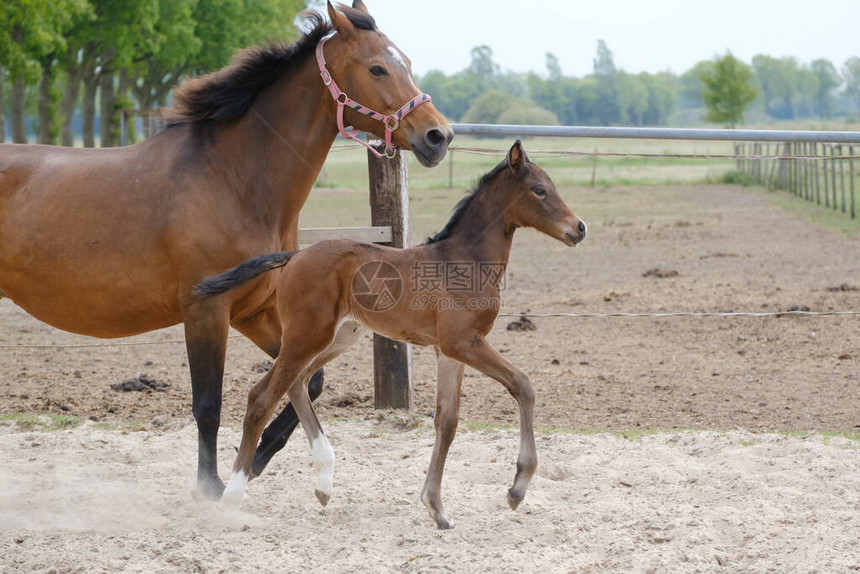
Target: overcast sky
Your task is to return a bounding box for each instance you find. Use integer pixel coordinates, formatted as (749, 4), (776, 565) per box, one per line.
(353, 0), (859, 78)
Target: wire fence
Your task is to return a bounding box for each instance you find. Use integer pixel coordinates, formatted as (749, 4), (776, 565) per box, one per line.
(1, 309), (857, 351)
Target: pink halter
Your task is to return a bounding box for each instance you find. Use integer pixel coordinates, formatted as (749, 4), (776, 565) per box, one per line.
(316, 33), (432, 158)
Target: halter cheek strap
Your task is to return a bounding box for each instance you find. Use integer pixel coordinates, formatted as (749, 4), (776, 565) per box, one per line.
(316, 34), (432, 158)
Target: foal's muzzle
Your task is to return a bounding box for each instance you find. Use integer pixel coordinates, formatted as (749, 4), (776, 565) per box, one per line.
(564, 219), (587, 246)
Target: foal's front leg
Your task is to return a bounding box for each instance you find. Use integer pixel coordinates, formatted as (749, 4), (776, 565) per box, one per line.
(231, 305), (327, 478)
(222, 347), (324, 508)
(286, 321), (365, 506)
(440, 333), (537, 510)
(421, 350), (465, 529)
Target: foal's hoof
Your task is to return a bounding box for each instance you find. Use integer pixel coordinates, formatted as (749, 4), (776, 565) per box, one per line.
(315, 489), (331, 507)
(507, 488), (525, 510)
(435, 515), (454, 530)
(221, 488), (247, 510)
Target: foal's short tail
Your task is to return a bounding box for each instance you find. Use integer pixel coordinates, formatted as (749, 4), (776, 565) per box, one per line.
(194, 251), (297, 297)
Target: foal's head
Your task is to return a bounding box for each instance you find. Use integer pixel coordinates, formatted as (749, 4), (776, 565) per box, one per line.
(498, 141), (587, 246)
(321, 1), (453, 165)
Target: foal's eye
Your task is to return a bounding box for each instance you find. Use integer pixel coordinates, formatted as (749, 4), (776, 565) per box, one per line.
(370, 65), (388, 78)
(532, 187), (547, 198)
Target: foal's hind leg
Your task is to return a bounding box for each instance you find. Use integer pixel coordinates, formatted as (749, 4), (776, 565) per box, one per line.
(421, 350), (465, 529)
(440, 332), (537, 510)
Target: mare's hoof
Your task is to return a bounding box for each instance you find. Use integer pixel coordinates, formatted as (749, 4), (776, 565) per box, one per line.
(192, 478), (226, 501)
(315, 489), (331, 507)
(507, 489), (524, 510)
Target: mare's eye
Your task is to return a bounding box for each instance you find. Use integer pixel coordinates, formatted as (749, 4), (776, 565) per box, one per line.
(370, 65), (388, 78)
(533, 187), (547, 198)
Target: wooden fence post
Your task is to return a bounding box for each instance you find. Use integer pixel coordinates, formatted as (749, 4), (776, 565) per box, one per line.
(850, 146), (856, 219)
(367, 141), (414, 410)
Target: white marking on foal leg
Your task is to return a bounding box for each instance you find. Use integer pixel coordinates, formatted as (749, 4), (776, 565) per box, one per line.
(222, 470), (248, 509)
(312, 434), (334, 506)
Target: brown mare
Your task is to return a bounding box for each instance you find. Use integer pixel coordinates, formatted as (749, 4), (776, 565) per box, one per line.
(0, 1), (452, 499)
(196, 141), (587, 528)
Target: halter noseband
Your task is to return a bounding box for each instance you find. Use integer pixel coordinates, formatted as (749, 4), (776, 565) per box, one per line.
(316, 33), (432, 158)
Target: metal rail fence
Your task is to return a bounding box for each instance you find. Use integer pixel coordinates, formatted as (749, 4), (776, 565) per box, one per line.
(452, 123), (860, 220)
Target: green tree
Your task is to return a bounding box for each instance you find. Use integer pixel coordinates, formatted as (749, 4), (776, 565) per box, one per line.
(419, 69), (482, 122)
(843, 57), (860, 114)
(128, 0), (200, 140)
(752, 55), (799, 119)
(469, 45), (499, 92)
(497, 102), (558, 126)
(0, 0), (88, 143)
(810, 59), (839, 118)
(461, 89), (557, 126)
(795, 65), (818, 118)
(617, 71), (647, 125)
(699, 52), (757, 128)
(679, 61), (712, 109)
(461, 90), (518, 124)
(641, 71), (677, 125)
(592, 40), (620, 124)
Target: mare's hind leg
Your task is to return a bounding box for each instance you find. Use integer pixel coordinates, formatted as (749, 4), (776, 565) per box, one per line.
(440, 332), (537, 511)
(222, 313), (338, 508)
(184, 302), (231, 500)
(421, 350), (465, 529)
(231, 305), (326, 478)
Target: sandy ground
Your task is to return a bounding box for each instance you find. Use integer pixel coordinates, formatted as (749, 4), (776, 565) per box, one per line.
(2, 418), (860, 573)
(2, 183), (860, 571)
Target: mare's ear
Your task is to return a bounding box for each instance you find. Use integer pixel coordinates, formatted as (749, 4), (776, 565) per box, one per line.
(507, 140), (529, 171)
(352, 0), (369, 14)
(328, 2), (357, 37)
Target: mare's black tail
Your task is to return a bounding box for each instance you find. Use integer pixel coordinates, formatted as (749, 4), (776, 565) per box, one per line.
(194, 251), (297, 297)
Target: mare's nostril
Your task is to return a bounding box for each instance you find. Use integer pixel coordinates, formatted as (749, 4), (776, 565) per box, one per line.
(577, 220), (587, 237)
(425, 128), (446, 149)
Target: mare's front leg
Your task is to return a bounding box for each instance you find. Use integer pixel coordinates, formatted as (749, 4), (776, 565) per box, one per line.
(184, 300), (231, 500)
(440, 332), (537, 510)
(421, 350), (465, 529)
(231, 305), (325, 478)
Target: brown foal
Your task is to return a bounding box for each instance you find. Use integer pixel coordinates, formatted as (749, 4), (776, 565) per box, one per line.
(196, 141), (586, 528)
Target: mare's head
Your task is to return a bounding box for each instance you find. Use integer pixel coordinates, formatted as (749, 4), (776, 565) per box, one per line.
(321, 1), (453, 166)
(498, 141), (587, 246)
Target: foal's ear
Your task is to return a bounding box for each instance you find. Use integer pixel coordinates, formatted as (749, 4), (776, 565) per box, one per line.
(352, 0), (370, 14)
(507, 140), (529, 171)
(328, 1), (356, 37)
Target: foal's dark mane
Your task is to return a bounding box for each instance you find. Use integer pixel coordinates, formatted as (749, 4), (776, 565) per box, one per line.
(164, 7), (376, 128)
(425, 159), (511, 244)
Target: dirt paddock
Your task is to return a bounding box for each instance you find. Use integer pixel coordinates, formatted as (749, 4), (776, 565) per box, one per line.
(2, 183), (860, 571)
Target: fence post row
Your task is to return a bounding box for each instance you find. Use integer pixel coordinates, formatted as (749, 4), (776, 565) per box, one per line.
(734, 139), (856, 220)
